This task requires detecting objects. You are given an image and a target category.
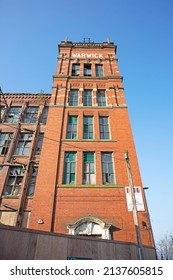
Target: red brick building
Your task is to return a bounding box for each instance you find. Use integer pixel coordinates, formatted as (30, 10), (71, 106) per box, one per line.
(0, 40), (155, 257)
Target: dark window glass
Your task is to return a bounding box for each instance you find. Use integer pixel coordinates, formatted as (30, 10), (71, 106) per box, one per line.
(84, 64), (92, 76)
(72, 64), (80, 76)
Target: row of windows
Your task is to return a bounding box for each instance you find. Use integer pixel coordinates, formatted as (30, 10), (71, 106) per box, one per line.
(72, 63), (103, 77)
(1, 151), (115, 197)
(0, 133), (43, 156)
(67, 116), (110, 140)
(69, 89), (106, 106)
(1, 106), (48, 124)
(63, 152), (115, 185)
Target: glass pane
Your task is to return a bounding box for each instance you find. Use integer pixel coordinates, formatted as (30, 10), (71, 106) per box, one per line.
(90, 174), (96, 184)
(71, 163), (76, 172)
(90, 163), (95, 173)
(84, 153), (94, 162)
(70, 173), (75, 184)
(65, 163), (70, 172)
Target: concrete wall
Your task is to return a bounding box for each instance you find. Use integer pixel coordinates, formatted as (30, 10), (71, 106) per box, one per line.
(0, 225), (157, 260)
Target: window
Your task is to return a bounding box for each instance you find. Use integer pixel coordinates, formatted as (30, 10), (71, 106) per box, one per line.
(3, 166), (24, 196)
(84, 64), (92, 76)
(95, 64), (103, 76)
(0, 106), (5, 121)
(24, 107), (38, 123)
(0, 165), (3, 175)
(66, 116), (78, 139)
(41, 107), (49, 124)
(36, 133), (44, 155)
(83, 90), (92, 106)
(15, 133), (32, 155)
(63, 152), (76, 184)
(27, 167), (38, 196)
(101, 153), (115, 184)
(83, 116), (93, 139)
(0, 133), (12, 155)
(99, 117), (110, 139)
(97, 90), (106, 106)
(83, 152), (95, 184)
(72, 63), (80, 76)
(5, 107), (22, 123)
(69, 90), (78, 106)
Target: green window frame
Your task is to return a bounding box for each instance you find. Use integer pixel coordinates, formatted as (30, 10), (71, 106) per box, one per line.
(83, 152), (95, 184)
(66, 116), (78, 139)
(63, 152), (76, 184)
(83, 116), (93, 139)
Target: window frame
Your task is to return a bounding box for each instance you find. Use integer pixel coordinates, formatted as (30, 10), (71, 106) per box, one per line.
(72, 63), (80, 76)
(95, 64), (104, 76)
(36, 133), (44, 155)
(97, 90), (106, 106)
(63, 152), (76, 184)
(41, 106), (49, 124)
(83, 116), (94, 139)
(3, 166), (24, 196)
(15, 133), (33, 155)
(27, 166), (38, 196)
(66, 116), (78, 139)
(83, 152), (95, 184)
(84, 64), (92, 76)
(99, 116), (110, 139)
(0, 133), (12, 156)
(101, 152), (115, 184)
(83, 90), (92, 106)
(69, 90), (78, 106)
(5, 107), (22, 123)
(23, 106), (39, 124)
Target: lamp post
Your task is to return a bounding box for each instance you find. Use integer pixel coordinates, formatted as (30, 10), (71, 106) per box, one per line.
(124, 151), (144, 260)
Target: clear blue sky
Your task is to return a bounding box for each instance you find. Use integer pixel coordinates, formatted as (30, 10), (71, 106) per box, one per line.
(0, 0), (173, 242)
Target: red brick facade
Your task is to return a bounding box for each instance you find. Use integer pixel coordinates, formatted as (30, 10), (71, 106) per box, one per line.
(0, 41), (155, 251)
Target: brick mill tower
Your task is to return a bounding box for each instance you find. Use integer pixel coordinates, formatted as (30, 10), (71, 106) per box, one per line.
(0, 39), (156, 259)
